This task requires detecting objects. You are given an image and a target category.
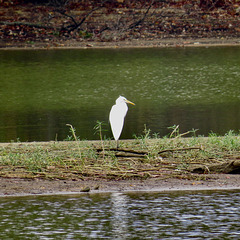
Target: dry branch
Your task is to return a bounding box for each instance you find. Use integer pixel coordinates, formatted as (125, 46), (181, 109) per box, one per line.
(56, 0), (108, 32)
(128, 0), (155, 30)
(96, 146), (203, 158)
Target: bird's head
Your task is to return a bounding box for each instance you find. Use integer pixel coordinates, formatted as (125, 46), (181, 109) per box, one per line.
(116, 96), (135, 105)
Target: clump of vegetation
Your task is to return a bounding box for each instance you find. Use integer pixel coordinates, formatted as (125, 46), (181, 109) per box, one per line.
(0, 125), (240, 180)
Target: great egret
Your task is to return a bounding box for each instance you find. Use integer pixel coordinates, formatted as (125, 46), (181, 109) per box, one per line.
(109, 96), (135, 148)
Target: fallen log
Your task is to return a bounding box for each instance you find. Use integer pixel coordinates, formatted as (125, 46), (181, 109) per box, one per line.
(191, 160), (240, 174)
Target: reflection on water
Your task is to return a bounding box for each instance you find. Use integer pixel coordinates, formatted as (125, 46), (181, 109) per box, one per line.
(1, 47), (240, 142)
(111, 193), (129, 238)
(0, 190), (240, 239)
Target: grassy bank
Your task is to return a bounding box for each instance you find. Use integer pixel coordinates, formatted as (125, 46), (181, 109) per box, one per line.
(1, 130), (240, 181)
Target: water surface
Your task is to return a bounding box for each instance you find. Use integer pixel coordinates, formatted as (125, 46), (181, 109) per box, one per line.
(0, 190), (239, 239)
(1, 47), (240, 142)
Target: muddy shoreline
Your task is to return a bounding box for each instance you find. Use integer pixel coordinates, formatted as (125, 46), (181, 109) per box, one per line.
(1, 174), (240, 197)
(1, 37), (240, 50)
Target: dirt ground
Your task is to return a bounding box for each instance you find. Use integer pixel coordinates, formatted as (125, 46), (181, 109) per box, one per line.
(0, 174), (239, 197)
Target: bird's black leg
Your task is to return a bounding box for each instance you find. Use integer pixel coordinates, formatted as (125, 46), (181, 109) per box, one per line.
(116, 140), (119, 149)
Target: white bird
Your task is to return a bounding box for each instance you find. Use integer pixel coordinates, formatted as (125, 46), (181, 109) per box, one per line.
(109, 96), (135, 148)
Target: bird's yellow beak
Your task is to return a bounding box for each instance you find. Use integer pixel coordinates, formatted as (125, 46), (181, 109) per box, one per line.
(125, 99), (135, 105)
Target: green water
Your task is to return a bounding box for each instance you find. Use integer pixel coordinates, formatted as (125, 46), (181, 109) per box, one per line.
(1, 47), (240, 142)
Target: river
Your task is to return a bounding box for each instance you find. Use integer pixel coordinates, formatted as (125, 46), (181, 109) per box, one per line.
(0, 190), (239, 239)
(1, 47), (240, 142)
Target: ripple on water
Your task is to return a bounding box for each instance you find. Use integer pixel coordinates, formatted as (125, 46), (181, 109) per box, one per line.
(0, 190), (239, 239)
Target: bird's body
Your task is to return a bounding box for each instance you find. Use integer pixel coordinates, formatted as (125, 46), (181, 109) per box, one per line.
(109, 96), (135, 147)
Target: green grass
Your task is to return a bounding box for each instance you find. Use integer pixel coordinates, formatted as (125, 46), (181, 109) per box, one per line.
(0, 129), (240, 180)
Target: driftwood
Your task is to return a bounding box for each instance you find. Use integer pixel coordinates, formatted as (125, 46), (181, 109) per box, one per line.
(95, 147), (202, 158)
(107, 148), (147, 155)
(191, 160), (240, 174)
(95, 148), (147, 158)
